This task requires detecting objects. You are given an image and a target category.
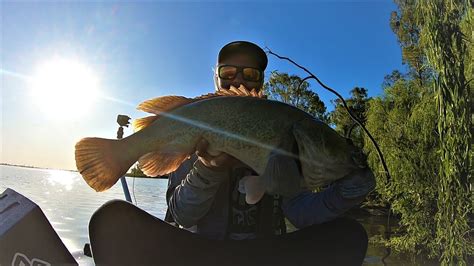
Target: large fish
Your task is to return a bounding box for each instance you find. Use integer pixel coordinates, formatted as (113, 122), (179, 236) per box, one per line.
(75, 86), (366, 202)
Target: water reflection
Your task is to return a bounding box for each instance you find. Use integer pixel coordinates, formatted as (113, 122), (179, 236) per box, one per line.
(47, 169), (78, 191)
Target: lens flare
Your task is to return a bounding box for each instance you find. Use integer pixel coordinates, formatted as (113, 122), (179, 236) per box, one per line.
(30, 58), (100, 119)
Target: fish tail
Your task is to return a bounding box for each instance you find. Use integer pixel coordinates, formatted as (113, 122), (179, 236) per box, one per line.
(75, 137), (135, 192)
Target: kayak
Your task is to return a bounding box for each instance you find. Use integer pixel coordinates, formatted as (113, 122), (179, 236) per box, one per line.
(0, 188), (367, 266)
(0, 188), (77, 265)
(90, 200), (367, 266)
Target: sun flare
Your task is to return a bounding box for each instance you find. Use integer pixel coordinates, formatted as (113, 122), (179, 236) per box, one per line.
(30, 58), (100, 119)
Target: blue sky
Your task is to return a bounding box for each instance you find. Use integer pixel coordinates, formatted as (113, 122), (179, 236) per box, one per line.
(1, 0), (404, 170)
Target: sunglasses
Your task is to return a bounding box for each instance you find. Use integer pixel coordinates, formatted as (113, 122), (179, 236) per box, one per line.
(217, 65), (263, 82)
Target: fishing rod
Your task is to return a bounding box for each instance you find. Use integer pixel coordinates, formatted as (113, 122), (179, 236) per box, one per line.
(266, 48), (393, 263)
(117, 114), (138, 205)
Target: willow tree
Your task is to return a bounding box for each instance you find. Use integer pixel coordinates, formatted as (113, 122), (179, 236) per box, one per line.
(416, 0), (472, 264)
(364, 78), (439, 255)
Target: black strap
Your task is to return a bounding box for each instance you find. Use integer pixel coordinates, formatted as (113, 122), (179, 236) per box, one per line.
(273, 194), (286, 235)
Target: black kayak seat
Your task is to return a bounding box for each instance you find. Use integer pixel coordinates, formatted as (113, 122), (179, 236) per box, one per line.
(89, 200), (367, 266)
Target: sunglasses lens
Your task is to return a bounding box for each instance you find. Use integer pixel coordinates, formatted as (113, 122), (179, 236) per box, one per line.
(218, 66), (262, 82)
(219, 66), (237, 80)
(243, 68), (261, 82)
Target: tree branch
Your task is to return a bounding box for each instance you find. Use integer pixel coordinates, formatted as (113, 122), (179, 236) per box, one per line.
(265, 47), (392, 183)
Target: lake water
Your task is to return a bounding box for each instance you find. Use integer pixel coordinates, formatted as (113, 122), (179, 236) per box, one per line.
(1, 165), (436, 265)
(1, 165), (168, 265)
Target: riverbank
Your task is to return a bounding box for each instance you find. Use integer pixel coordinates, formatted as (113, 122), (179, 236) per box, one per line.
(346, 207), (441, 265)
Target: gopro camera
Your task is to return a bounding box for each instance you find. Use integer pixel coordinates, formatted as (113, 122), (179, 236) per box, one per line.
(117, 115), (131, 127)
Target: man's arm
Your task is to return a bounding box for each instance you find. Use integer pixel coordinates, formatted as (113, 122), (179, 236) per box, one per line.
(166, 139), (242, 228)
(263, 136), (375, 229)
(167, 159), (229, 228)
(281, 167), (375, 228)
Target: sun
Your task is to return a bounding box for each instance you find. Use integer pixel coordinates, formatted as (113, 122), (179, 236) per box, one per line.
(30, 58), (100, 119)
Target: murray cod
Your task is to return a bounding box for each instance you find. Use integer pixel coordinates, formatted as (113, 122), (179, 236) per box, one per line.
(75, 86), (366, 203)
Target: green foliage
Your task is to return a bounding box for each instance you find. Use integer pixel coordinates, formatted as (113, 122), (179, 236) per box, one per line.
(127, 164), (146, 177)
(382, 70), (407, 89)
(416, 0), (473, 264)
(364, 78), (440, 256)
(390, 0), (432, 84)
(263, 71), (329, 122)
(330, 87), (370, 148)
(368, 0), (473, 263)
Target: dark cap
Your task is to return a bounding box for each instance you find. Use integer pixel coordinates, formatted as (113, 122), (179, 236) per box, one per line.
(218, 41), (268, 70)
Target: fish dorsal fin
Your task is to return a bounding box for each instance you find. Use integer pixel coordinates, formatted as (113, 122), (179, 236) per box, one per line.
(196, 85), (266, 99)
(134, 87), (266, 131)
(137, 96), (195, 115)
(194, 92), (222, 100)
(230, 85), (248, 95)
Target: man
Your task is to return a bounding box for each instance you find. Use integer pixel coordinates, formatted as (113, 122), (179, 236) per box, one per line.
(164, 41), (376, 264)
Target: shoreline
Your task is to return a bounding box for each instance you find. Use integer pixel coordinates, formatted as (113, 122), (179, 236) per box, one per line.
(0, 163), (76, 172)
(0, 163), (167, 179)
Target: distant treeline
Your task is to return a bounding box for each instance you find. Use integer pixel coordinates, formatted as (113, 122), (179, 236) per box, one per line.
(0, 163), (75, 172)
(126, 164), (167, 179)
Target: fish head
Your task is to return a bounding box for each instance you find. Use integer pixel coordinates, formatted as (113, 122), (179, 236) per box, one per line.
(292, 118), (359, 188)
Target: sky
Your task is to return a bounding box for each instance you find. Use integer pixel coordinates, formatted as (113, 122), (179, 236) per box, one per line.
(1, 0), (404, 171)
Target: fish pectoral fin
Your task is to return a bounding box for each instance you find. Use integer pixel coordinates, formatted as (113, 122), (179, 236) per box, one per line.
(138, 151), (190, 177)
(133, 115), (159, 132)
(137, 96), (195, 115)
(240, 175), (266, 205)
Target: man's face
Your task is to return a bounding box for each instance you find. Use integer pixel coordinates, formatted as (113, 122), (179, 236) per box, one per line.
(215, 53), (264, 91)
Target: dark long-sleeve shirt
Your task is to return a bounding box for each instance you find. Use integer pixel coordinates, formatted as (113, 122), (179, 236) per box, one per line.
(166, 153), (375, 240)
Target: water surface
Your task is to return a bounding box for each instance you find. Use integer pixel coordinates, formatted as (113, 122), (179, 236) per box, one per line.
(1, 165), (167, 265)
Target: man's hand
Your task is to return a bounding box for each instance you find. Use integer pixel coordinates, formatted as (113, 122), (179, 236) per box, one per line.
(335, 167), (376, 199)
(261, 136), (305, 197)
(195, 139), (245, 171)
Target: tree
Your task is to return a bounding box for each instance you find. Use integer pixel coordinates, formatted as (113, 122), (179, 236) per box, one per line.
(390, 0), (432, 85)
(365, 78), (440, 256)
(330, 87), (370, 148)
(368, 0), (472, 263)
(382, 70), (407, 89)
(128, 164), (146, 177)
(263, 71), (329, 122)
(416, 1), (472, 264)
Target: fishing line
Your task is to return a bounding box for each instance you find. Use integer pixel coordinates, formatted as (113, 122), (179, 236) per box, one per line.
(266, 48), (393, 263)
(132, 176), (138, 206)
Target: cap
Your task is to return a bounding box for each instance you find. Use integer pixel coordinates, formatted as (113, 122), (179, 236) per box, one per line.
(218, 41), (268, 70)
